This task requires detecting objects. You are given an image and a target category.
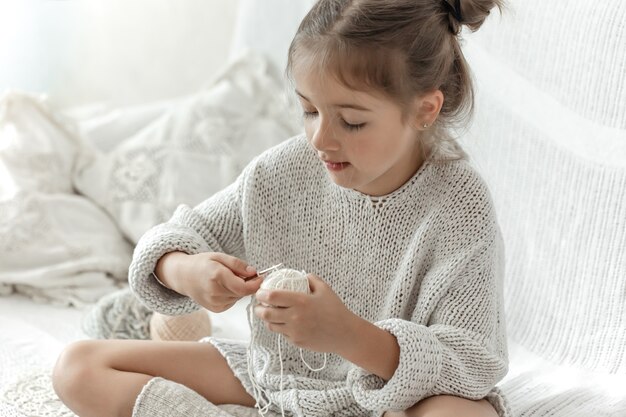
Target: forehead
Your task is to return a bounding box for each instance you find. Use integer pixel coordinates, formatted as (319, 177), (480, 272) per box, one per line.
(292, 65), (394, 111)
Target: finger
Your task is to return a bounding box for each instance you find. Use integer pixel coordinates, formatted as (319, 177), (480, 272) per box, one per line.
(266, 322), (287, 335)
(209, 253), (257, 278)
(213, 280), (243, 299)
(254, 304), (287, 325)
(306, 274), (325, 294)
(222, 274), (264, 297)
(255, 289), (301, 307)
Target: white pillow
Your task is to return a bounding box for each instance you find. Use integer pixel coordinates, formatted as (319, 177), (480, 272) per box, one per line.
(67, 99), (179, 153)
(0, 92), (133, 305)
(73, 53), (301, 244)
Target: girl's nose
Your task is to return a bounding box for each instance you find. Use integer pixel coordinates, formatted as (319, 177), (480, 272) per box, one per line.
(310, 116), (340, 152)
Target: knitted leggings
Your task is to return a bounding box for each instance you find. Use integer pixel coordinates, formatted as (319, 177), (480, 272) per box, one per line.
(132, 377), (280, 417)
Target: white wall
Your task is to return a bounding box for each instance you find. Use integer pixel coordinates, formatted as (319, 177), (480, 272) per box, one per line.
(0, 0), (240, 109)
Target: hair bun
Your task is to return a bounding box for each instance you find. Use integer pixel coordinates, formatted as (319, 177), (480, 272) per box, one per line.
(443, 0), (504, 34)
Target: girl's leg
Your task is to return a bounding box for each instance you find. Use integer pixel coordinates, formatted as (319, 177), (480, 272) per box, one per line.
(52, 339), (255, 417)
(383, 395), (499, 417)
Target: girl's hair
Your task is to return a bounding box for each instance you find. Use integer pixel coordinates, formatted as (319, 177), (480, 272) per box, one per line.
(286, 0), (504, 162)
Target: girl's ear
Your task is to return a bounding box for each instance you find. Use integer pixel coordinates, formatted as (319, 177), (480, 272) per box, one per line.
(414, 89), (444, 128)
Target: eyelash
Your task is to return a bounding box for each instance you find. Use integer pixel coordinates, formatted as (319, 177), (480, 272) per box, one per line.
(302, 111), (365, 132)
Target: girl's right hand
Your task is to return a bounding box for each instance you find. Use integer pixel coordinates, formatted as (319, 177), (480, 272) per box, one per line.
(156, 251), (262, 313)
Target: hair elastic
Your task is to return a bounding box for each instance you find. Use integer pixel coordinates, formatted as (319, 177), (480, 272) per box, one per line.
(444, 0), (463, 22)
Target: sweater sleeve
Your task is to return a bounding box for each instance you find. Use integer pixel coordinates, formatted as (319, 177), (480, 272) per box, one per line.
(346, 233), (509, 413)
(128, 167), (249, 315)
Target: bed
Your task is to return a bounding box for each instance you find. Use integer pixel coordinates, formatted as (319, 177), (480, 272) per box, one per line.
(1, 0), (625, 416)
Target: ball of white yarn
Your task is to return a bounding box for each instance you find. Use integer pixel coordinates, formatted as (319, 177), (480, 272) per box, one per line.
(248, 267), (326, 415)
(260, 268), (309, 294)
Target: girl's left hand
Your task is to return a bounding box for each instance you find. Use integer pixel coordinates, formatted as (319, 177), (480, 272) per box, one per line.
(253, 274), (356, 353)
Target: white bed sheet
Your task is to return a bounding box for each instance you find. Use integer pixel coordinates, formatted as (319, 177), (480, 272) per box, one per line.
(0, 292), (251, 417)
(0, 294), (82, 416)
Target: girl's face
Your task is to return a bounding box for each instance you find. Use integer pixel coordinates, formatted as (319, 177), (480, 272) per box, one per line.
(294, 69), (424, 197)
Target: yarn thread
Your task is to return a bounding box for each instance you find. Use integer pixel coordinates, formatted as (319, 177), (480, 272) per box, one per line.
(246, 268), (328, 417)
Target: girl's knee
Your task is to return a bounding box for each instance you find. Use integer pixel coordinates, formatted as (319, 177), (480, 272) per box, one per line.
(384, 395), (499, 417)
(52, 340), (104, 403)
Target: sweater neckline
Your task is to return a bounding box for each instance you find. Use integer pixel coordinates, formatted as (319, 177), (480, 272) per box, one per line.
(329, 151), (437, 205)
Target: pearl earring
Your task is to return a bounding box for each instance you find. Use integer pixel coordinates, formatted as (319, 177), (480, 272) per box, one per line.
(423, 123), (429, 128)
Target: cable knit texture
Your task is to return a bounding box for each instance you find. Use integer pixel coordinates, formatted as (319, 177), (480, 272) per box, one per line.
(130, 134), (510, 417)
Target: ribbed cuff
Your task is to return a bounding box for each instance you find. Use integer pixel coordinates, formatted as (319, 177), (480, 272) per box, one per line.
(132, 377), (234, 417)
(485, 386), (513, 417)
(347, 318), (443, 412)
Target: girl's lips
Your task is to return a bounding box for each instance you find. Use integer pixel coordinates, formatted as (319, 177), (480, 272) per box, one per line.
(324, 161), (350, 171)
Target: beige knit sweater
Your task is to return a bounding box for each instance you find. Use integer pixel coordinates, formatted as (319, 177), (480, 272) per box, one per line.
(129, 134), (510, 417)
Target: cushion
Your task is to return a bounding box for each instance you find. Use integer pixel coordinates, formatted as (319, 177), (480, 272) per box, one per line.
(73, 53), (301, 244)
(67, 99), (178, 153)
(0, 92), (133, 305)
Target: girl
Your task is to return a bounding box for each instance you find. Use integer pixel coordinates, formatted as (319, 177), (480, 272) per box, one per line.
(53, 0), (509, 416)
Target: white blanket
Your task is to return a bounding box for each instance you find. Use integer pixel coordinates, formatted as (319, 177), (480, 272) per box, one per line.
(0, 92), (133, 306)
(0, 52), (300, 307)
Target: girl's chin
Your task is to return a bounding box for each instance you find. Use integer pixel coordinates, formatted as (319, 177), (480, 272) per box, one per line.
(328, 173), (358, 190)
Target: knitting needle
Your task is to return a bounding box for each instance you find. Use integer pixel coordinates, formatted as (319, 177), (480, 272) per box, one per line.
(244, 263), (283, 281)
(256, 263), (283, 277)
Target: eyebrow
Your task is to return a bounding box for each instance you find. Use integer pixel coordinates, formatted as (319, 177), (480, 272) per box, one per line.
(296, 90), (372, 112)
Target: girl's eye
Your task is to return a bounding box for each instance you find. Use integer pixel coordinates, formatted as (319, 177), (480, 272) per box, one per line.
(302, 111), (366, 132)
(341, 120), (365, 131)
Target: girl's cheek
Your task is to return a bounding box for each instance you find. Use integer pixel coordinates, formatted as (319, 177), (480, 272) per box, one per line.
(347, 134), (370, 156)
(303, 119), (318, 136)
(303, 122), (312, 138)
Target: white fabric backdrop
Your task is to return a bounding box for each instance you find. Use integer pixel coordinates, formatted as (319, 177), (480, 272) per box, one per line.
(0, 1), (240, 109)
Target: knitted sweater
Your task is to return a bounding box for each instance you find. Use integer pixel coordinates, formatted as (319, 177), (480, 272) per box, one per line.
(129, 134), (509, 417)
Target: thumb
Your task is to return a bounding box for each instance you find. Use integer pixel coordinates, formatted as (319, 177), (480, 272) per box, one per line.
(306, 274), (325, 293)
(209, 252), (257, 278)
